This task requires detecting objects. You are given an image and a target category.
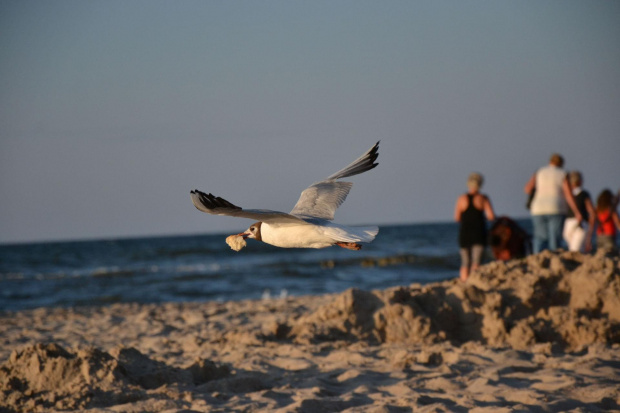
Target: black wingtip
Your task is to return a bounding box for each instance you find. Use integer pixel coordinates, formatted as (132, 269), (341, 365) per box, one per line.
(191, 189), (242, 211)
(325, 140), (381, 180)
(369, 141), (380, 166)
(353, 141), (380, 174)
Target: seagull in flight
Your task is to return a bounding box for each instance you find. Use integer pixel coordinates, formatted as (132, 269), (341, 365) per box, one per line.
(190, 141), (380, 250)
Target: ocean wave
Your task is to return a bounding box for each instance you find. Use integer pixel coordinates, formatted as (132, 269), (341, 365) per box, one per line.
(320, 252), (460, 270)
(0, 222), (483, 311)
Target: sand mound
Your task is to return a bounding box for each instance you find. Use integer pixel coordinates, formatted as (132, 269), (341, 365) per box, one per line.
(0, 342), (229, 412)
(0, 250), (619, 412)
(289, 250), (620, 350)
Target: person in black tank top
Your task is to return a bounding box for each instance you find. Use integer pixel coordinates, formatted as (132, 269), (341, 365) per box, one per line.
(454, 173), (496, 282)
(459, 194), (487, 248)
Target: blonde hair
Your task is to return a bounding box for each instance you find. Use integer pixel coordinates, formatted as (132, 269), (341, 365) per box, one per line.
(467, 172), (483, 191)
(568, 170), (582, 187)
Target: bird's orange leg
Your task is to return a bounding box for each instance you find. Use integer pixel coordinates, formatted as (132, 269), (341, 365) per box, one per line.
(335, 242), (362, 250)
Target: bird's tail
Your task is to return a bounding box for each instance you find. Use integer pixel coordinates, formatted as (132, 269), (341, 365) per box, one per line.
(325, 224), (379, 243)
(354, 226), (379, 243)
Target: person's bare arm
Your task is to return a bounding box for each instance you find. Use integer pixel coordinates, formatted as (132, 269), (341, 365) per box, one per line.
(613, 211), (620, 232)
(615, 191), (620, 230)
(484, 195), (496, 222)
(563, 178), (582, 222)
(454, 195), (464, 222)
(524, 173), (536, 195)
(584, 197), (596, 252)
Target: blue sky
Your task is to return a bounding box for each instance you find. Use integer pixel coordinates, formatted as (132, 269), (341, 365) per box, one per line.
(1, 1), (619, 243)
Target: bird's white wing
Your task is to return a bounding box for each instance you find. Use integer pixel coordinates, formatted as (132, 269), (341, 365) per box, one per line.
(190, 190), (306, 224)
(289, 182), (353, 221)
(290, 141), (379, 220)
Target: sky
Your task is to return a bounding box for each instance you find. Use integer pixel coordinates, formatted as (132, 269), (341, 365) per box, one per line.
(1, 1), (619, 244)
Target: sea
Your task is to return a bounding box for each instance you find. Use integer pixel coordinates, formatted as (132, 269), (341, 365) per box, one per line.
(0, 221), (532, 312)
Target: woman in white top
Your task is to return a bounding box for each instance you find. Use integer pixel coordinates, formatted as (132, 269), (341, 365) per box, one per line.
(524, 154), (582, 253)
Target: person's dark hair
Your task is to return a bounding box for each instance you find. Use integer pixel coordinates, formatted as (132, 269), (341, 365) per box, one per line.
(549, 153), (564, 168)
(597, 189), (613, 212)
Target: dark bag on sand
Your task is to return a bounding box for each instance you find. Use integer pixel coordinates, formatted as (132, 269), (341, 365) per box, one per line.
(489, 216), (529, 260)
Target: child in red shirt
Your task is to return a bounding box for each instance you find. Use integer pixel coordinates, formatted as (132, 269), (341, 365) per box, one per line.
(595, 189), (620, 251)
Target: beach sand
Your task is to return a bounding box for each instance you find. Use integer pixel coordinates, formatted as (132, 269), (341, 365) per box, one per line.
(1, 249), (619, 412)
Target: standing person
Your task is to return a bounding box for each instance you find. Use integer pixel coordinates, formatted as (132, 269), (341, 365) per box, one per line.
(594, 189), (620, 252)
(454, 172), (496, 282)
(562, 171), (596, 253)
(524, 154), (582, 253)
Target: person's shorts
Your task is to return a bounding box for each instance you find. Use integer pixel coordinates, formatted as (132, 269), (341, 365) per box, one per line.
(460, 244), (484, 268)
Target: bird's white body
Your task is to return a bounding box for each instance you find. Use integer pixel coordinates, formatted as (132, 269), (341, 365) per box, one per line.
(261, 222), (379, 249)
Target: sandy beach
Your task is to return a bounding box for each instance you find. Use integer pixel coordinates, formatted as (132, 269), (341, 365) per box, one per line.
(1, 249), (619, 412)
